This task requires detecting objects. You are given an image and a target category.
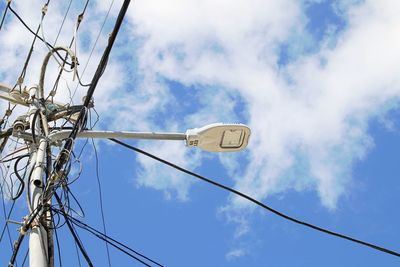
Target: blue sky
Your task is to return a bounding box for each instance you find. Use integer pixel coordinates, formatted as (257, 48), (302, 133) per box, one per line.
(1, 0), (400, 266)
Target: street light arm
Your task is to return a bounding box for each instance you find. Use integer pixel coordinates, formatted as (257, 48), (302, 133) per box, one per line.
(48, 130), (187, 142)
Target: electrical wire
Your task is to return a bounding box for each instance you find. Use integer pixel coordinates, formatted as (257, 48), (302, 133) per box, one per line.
(71, 0), (115, 98)
(11, 154), (30, 200)
(49, 0), (91, 103)
(21, 248), (29, 267)
(8, 207), (42, 267)
(109, 138), (400, 258)
(0, 0), (10, 31)
(8, 202), (46, 267)
(50, 0), (131, 201)
(73, 223), (152, 267)
(92, 138), (112, 266)
(53, 217), (63, 267)
(74, 240), (83, 267)
(54, 192), (93, 267)
(3, 1), (127, 265)
(12, 1), (51, 92)
(40, 20), (76, 77)
(0, 199), (15, 244)
(53, 0), (73, 46)
(0, 162), (17, 256)
(0, 152), (29, 163)
(7, 4), (72, 67)
(64, 214), (164, 267)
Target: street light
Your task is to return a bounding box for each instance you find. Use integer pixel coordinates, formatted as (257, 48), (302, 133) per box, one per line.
(186, 123), (251, 152)
(45, 123), (251, 153)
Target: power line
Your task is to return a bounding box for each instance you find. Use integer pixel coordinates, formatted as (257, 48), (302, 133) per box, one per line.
(54, 192), (94, 267)
(12, 1), (50, 92)
(49, 0), (92, 102)
(0, 200), (15, 244)
(53, 0), (73, 46)
(7, 3), (51, 48)
(64, 214), (164, 267)
(52, 0), (130, 178)
(0, 160), (18, 260)
(74, 241), (83, 267)
(53, 219), (63, 267)
(109, 138), (400, 258)
(72, 0), (115, 96)
(7, 4), (72, 66)
(92, 138), (112, 267)
(21, 249), (29, 267)
(0, 0), (10, 31)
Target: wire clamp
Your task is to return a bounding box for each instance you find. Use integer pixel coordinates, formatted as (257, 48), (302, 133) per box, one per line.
(17, 76), (24, 86)
(41, 4), (48, 15)
(78, 13), (84, 23)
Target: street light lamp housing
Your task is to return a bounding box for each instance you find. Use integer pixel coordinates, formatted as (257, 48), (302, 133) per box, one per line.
(186, 123), (251, 152)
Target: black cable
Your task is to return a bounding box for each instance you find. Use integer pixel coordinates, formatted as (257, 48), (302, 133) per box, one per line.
(71, 0), (114, 95)
(8, 5), (72, 66)
(66, 215), (163, 267)
(92, 138), (112, 266)
(11, 154), (30, 200)
(8, 232), (24, 267)
(109, 138), (400, 258)
(0, 175), (16, 252)
(54, 192), (93, 267)
(0, 1), (10, 31)
(49, 207), (64, 230)
(74, 223), (152, 267)
(48, 0), (91, 101)
(52, 0), (131, 176)
(62, 185), (85, 217)
(80, 0), (90, 15)
(15, 13), (43, 91)
(53, 219), (63, 267)
(0, 153), (29, 163)
(74, 240), (83, 267)
(0, 148), (19, 253)
(9, 193), (44, 267)
(12, 0), (54, 93)
(21, 248), (29, 267)
(0, 199), (15, 244)
(53, 0), (73, 46)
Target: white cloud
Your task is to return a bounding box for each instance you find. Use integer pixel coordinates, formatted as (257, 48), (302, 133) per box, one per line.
(135, 139), (202, 201)
(124, 0), (400, 210)
(226, 248), (246, 261)
(1, 0), (400, 223)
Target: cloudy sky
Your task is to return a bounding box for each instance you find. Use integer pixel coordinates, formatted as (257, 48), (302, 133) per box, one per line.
(1, 0), (400, 266)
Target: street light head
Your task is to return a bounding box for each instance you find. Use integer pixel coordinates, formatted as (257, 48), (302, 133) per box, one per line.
(186, 123), (251, 152)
